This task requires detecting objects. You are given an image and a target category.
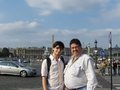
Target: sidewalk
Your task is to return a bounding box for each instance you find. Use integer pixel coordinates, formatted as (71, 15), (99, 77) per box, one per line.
(95, 88), (117, 90)
(95, 72), (119, 90)
(16, 88), (41, 90)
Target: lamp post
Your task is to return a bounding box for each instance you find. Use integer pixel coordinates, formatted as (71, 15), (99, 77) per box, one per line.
(94, 40), (98, 69)
(109, 32), (112, 90)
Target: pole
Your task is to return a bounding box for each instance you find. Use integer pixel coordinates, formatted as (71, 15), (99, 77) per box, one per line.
(109, 32), (112, 90)
(94, 40), (98, 69)
(52, 34), (54, 51)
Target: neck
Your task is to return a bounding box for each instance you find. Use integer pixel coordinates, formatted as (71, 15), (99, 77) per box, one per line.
(72, 52), (82, 63)
(52, 53), (60, 60)
(72, 55), (79, 62)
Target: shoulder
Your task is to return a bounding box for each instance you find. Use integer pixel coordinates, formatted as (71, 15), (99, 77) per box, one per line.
(80, 54), (94, 64)
(42, 59), (47, 66)
(42, 55), (52, 63)
(80, 54), (92, 60)
(43, 55), (52, 62)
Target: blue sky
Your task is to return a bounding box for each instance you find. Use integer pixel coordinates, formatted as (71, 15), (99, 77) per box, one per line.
(0, 0), (120, 49)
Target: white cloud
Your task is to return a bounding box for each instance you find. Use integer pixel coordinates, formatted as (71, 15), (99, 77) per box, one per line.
(39, 10), (52, 16)
(41, 28), (119, 48)
(0, 20), (119, 48)
(102, 2), (120, 20)
(0, 21), (40, 32)
(24, 0), (120, 23)
(91, 1), (120, 23)
(25, 0), (109, 15)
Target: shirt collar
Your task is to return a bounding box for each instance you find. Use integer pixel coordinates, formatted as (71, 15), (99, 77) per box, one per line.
(49, 54), (61, 61)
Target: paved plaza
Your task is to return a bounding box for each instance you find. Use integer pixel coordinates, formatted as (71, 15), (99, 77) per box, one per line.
(95, 73), (120, 90)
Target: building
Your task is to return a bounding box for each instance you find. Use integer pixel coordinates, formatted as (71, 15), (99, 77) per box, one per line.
(15, 47), (44, 60)
(111, 46), (120, 60)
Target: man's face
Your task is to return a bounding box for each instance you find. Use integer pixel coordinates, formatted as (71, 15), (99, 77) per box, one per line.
(53, 45), (63, 56)
(70, 43), (81, 57)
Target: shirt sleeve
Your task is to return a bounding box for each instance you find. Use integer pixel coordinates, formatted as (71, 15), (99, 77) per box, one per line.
(84, 57), (98, 90)
(41, 59), (48, 77)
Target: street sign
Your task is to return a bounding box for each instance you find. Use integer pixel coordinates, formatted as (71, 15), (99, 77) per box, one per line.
(99, 49), (106, 58)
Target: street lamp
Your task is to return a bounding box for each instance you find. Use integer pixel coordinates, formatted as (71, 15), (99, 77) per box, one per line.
(94, 40), (98, 69)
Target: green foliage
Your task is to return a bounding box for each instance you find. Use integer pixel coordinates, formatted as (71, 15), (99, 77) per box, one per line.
(1, 47), (10, 57)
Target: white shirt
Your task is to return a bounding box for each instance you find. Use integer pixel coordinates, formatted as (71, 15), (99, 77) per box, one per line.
(64, 54), (98, 90)
(41, 54), (64, 90)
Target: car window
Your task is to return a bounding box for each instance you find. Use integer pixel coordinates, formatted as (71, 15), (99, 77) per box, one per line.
(0, 62), (8, 66)
(18, 63), (25, 67)
(8, 62), (18, 67)
(13, 62), (26, 67)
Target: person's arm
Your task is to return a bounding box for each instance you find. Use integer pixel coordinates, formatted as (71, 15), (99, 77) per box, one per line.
(42, 76), (48, 90)
(64, 86), (69, 90)
(84, 58), (98, 90)
(41, 59), (48, 90)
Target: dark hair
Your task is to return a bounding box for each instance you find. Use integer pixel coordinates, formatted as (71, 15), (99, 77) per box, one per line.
(70, 38), (82, 47)
(53, 41), (64, 50)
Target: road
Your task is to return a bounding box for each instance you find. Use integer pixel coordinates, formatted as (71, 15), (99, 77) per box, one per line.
(103, 75), (120, 90)
(0, 61), (42, 90)
(0, 75), (42, 90)
(0, 74), (119, 90)
(0, 61), (120, 90)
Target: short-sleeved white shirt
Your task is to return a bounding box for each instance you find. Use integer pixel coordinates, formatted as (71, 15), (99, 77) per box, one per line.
(64, 54), (98, 90)
(41, 54), (64, 90)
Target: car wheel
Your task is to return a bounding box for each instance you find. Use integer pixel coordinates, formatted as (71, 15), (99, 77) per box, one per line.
(20, 70), (27, 77)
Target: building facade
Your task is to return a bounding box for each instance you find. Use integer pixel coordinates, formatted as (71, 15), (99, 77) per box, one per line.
(15, 47), (44, 60)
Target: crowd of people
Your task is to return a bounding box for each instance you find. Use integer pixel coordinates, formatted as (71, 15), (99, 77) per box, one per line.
(98, 59), (120, 76)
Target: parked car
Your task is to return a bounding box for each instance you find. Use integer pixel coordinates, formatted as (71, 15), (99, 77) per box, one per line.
(0, 61), (37, 77)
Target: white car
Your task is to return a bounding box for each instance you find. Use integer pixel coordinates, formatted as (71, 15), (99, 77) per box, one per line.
(0, 61), (37, 77)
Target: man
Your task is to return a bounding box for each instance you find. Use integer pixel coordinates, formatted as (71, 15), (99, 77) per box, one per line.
(41, 41), (65, 90)
(64, 38), (98, 90)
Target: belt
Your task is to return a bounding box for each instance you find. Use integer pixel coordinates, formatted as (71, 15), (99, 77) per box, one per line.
(70, 86), (86, 90)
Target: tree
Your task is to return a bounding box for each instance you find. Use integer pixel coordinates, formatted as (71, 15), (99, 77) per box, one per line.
(0, 52), (3, 57)
(2, 47), (9, 57)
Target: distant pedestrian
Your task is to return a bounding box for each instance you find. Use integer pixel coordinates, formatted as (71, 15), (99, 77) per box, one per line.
(100, 61), (107, 76)
(113, 61), (117, 75)
(117, 60), (120, 75)
(18, 59), (21, 63)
